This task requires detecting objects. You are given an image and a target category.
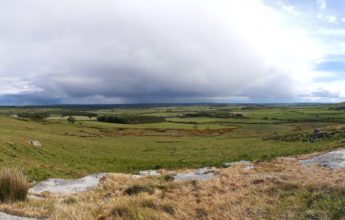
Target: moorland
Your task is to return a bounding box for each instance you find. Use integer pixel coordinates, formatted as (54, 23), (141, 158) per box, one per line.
(0, 103), (344, 181)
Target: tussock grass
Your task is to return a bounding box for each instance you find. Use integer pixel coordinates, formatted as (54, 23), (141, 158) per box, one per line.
(0, 168), (30, 202)
(123, 184), (155, 195)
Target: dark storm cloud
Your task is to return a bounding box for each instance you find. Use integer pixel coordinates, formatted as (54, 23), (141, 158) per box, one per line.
(0, 0), (316, 104)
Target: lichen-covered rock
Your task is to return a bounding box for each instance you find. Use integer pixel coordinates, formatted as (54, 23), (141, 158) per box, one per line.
(223, 160), (251, 168)
(29, 173), (107, 195)
(300, 149), (345, 169)
(138, 170), (161, 177)
(0, 212), (37, 220)
(173, 167), (217, 182)
(28, 140), (41, 147)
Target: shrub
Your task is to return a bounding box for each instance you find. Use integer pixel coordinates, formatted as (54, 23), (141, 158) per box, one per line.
(0, 168), (30, 202)
(67, 116), (76, 124)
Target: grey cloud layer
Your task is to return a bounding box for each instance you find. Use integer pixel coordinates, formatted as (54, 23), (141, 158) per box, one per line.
(0, 0), (299, 104)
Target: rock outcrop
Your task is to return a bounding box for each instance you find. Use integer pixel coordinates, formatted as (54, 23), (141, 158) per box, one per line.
(29, 173), (107, 195)
(173, 167), (217, 182)
(138, 170), (161, 177)
(28, 140), (41, 147)
(0, 212), (37, 220)
(300, 149), (345, 169)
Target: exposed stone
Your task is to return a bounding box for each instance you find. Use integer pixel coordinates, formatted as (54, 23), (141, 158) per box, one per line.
(173, 167), (217, 182)
(29, 173), (107, 195)
(28, 140), (41, 147)
(138, 170), (161, 177)
(300, 149), (345, 169)
(244, 165), (255, 170)
(0, 212), (37, 220)
(223, 160), (251, 168)
(311, 130), (329, 139)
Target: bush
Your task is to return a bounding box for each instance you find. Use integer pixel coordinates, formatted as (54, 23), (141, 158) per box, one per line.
(0, 168), (30, 202)
(67, 116), (76, 124)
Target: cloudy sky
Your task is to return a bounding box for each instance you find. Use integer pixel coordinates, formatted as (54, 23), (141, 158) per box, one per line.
(0, 0), (344, 104)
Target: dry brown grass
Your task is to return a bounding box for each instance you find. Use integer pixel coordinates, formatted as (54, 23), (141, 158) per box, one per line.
(1, 155), (345, 219)
(0, 168), (30, 202)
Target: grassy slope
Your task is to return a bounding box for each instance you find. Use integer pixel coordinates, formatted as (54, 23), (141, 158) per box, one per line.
(0, 105), (343, 181)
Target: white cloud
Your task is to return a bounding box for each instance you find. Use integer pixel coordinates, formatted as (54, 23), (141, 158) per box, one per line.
(317, 0), (327, 10)
(281, 4), (296, 14)
(317, 14), (338, 24)
(326, 15), (337, 23)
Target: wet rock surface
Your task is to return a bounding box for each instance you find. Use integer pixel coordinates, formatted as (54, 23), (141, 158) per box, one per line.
(300, 149), (345, 169)
(29, 173), (107, 195)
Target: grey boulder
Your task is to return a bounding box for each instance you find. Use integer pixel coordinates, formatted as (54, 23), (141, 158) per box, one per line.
(0, 212), (37, 220)
(173, 167), (217, 182)
(29, 173), (107, 195)
(300, 149), (345, 169)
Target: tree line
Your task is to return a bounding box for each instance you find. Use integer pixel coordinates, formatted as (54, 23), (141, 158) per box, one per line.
(97, 115), (166, 124)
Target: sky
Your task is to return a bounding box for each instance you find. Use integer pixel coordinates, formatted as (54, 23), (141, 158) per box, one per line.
(0, 0), (344, 105)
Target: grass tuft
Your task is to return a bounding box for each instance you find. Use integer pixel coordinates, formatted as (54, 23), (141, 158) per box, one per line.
(123, 184), (155, 196)
(0, 167), (30, 202)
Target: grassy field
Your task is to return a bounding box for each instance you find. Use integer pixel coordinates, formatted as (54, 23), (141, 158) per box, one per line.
(0, 104), (344, 181)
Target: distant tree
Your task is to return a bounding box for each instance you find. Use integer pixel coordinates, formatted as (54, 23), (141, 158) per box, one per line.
(67, 116), (76, 124)
(61, 111), (97, 118)
(96, 115), (165, 124)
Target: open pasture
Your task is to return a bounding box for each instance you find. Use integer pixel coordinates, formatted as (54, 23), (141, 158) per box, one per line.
(0, 104), (344, 180)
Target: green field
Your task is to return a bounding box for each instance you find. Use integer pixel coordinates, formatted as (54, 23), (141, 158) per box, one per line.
(0, 104), (344, 180)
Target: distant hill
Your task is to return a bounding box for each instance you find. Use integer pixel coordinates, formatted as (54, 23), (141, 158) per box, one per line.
(329, 102), (345, 110)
